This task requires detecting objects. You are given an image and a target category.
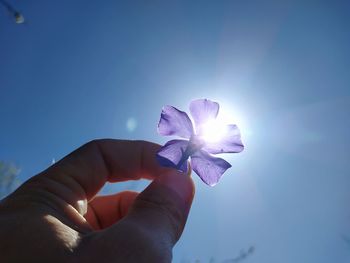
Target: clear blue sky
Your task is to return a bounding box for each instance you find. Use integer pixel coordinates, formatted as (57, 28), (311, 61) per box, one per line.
(1, 1), (350, 262)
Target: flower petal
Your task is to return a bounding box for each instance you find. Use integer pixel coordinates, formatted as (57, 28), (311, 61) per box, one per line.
(191, 150), (231, 186)
(156, 139), (189, 172)
(158, 105), (194, 139)
(189, 99), (219, 133)
(203, 124), (244, 154)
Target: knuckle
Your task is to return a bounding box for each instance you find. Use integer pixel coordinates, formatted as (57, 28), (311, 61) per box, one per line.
(123, 222), (172, 262)
(85, 139), (101, 149)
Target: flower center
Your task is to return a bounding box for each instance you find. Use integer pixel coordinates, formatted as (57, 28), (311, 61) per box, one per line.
(187, 135), (205, 154)
(175, 136), (205, 171)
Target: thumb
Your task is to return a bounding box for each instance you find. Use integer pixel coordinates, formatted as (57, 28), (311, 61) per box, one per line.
(125, 169), (195, 245)
(80, 170), (195, 263)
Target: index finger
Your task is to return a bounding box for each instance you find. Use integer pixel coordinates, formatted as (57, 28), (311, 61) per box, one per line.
(33, 140), (170, 201)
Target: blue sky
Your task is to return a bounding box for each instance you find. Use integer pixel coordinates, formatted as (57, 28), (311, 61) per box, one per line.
(1, 1), (350, 262)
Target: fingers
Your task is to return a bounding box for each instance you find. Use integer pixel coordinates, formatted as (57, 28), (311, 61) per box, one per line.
(24, 140), (171, 204)
(85, 191), (138, 230)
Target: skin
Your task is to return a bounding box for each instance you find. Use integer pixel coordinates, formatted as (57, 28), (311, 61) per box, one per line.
(0, 139), (195, 263)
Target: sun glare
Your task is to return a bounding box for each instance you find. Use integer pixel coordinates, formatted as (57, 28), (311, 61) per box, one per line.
(199, 103), (250, 144)
(201, 119), (228, 143)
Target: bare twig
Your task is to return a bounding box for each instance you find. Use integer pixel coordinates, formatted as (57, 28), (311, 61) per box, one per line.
(222, 246), (255, 263)
(0, 0), (25, 24)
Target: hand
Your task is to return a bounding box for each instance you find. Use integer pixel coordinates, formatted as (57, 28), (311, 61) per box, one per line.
(0, 140), (195, 263)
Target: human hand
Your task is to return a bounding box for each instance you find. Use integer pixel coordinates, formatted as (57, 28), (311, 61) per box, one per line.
(0, 140), (195, 263)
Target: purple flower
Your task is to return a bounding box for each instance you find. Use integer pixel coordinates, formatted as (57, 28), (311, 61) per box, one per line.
(156, 99), (244, 186)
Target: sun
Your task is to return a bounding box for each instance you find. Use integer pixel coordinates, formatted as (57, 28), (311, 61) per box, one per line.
(199, 104), (248, 144)
(200, 119), (229, 143)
